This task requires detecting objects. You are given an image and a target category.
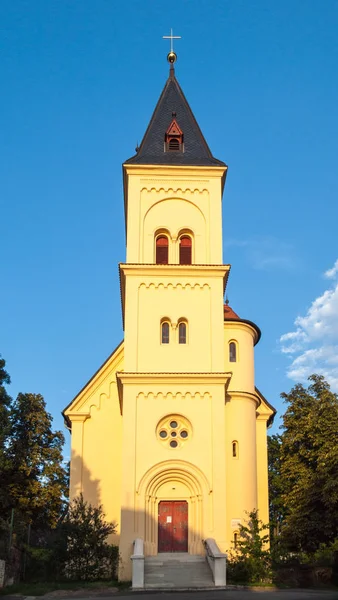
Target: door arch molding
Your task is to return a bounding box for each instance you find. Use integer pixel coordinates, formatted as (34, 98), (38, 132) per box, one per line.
(136, 460), (211, 555)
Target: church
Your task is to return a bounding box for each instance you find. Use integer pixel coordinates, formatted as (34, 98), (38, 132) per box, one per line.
(63, 48), (275, 583)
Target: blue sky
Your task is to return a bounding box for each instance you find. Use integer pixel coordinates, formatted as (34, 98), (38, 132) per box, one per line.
(1, 1), (338, 455)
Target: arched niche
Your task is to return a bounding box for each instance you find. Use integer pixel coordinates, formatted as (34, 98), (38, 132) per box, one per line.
(142, 198), (206, 263)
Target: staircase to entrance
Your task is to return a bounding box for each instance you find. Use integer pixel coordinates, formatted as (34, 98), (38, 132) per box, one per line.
(131, 538), (227, 589)
(144, 553), (214, 589)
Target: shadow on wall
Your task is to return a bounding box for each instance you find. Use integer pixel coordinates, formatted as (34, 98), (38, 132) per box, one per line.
(70, 452), (122, 547)
(70, 453), (227, 581)
(70, 452), (101, 508)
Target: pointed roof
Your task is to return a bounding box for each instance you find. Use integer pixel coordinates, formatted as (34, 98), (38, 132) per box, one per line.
(125, 65), (226, 167)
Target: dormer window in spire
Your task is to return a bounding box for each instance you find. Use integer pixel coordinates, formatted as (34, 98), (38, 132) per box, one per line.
(165, 117), (184, 152)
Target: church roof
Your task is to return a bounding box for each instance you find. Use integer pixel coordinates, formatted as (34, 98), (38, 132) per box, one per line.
(125, 65), (226, 167)
(224, 304), (240, 320)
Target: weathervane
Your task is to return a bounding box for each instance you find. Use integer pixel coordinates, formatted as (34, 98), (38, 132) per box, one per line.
(163, 28), (181, 64)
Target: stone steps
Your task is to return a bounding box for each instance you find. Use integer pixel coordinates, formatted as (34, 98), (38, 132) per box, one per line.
(144, 553), (214, 589)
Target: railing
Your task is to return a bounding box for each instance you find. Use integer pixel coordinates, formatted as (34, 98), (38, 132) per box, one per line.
(204, 538), (227, 586)
(131, 538), (144, 588)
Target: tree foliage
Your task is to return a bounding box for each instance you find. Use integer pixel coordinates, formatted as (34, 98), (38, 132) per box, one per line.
(5, 392), (67, 527)
(227, 510), (271, 584)
(0, 355), (11, 452)
(0, 356), (12, 535)
(267, 434), (286, 538)
(0, 356), (68, 544)
(271, 374), (338, 553)
(57, 494), (118, 581)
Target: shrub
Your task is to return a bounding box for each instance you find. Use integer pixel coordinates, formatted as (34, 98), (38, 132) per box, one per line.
(57, 494), (118, 581)
(25, 495), (119, 582)
(227, 509), (271, 584)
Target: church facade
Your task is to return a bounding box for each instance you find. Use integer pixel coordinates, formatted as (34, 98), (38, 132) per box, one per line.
(63, 55), (275, 581)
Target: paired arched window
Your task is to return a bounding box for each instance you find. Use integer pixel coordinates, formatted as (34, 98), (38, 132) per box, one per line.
(178, 321), (187, 344)
(161, 321), (170, 344)
(160, 319), (188, 344)
(179, 235), (192, 265)
(154, 232), (193, 264)
(229, 341), (237, 362)
(232, 440), (238, 458)
(156, 235), (169, 265)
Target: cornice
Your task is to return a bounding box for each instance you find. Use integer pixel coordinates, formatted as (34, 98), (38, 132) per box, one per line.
(226, 390), (260, 408)
(62, 340), (124, 427)
(123, 163), (227, 178)
(224, 319), (261, 346)
(116, 371), (232, 413)
(119, 264), (230, 329)
(116, 371), (232, 385)
(120, 263), (230, 277)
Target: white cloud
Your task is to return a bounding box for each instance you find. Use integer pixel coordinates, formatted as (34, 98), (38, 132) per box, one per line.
(324, 259), (338, 279)
(280, 259), (338, 392)
(224, 237), (298, 271)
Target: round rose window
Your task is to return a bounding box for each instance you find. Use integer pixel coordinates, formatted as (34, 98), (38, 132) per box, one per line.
(156, 415), (192, 449)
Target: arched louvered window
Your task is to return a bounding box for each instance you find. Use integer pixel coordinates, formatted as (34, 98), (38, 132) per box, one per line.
(178, 321), (187, 344)
(168, 138), (180, 151)
(229, 341), (237, 362)
(161, 321), (170, 344)
(156, 235), (169, 265)
(179, 236), (192, 265)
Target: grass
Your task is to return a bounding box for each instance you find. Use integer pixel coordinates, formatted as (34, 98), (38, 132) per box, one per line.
(0, 580), (131, 596)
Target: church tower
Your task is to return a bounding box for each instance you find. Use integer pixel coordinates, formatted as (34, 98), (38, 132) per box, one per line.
(63, 51), (275, 583)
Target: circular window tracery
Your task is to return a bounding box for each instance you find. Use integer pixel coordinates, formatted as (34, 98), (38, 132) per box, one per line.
(156, 415), (192, 449)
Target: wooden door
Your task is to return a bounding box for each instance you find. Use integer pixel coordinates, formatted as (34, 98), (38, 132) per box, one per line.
(158, 501), (188, 552)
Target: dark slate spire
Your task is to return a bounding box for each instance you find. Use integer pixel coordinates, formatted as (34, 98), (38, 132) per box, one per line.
(125, 64), (226, 167)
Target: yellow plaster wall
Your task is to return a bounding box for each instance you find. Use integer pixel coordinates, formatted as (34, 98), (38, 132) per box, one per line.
(123, 271), (226, 373)
(118, 379), (229, 579)
(225, 392), (258, 547)
(65, 348), (124, 546)
(142, 197), (206, 264)
(124, 166), (225, 265)
(256, 409), (271, 528)
(224, 322), (256, 393)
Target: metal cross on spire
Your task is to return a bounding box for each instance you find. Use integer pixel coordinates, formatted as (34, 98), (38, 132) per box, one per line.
(163, 28), (181, 53)
(163, 28), (181, 58)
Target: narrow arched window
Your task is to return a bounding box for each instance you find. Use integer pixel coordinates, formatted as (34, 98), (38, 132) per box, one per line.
(178, 322), (187, 344)
(229, 341), (237, 362)
(232, 441), (238, 458)
(161, 322), (170, 344)
(156, 236), (169, 265)
(179, 236), (192, 265)
(234, 532), (238, 548)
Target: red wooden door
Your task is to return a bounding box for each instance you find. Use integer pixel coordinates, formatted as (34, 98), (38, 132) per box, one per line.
(158, 501), (188, 552)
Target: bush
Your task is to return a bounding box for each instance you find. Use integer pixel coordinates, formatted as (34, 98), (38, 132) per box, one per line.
(227, 509), (271, 584)
(25, 495), (119, 582)
(61, 494), (117, 581)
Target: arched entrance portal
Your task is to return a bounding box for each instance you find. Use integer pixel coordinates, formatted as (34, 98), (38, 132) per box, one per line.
(136, 460), (211, 556)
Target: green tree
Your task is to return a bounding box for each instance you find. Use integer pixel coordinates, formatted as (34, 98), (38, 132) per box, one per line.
(268, 434), (285, 539)
(0, 356), (12, 537)
(57, 494), (117, 581)
(227, 509), (271, 584)
(6, 392), (67, 528)
(0, 355), (12, 461)
(280, 375), (338, 552)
